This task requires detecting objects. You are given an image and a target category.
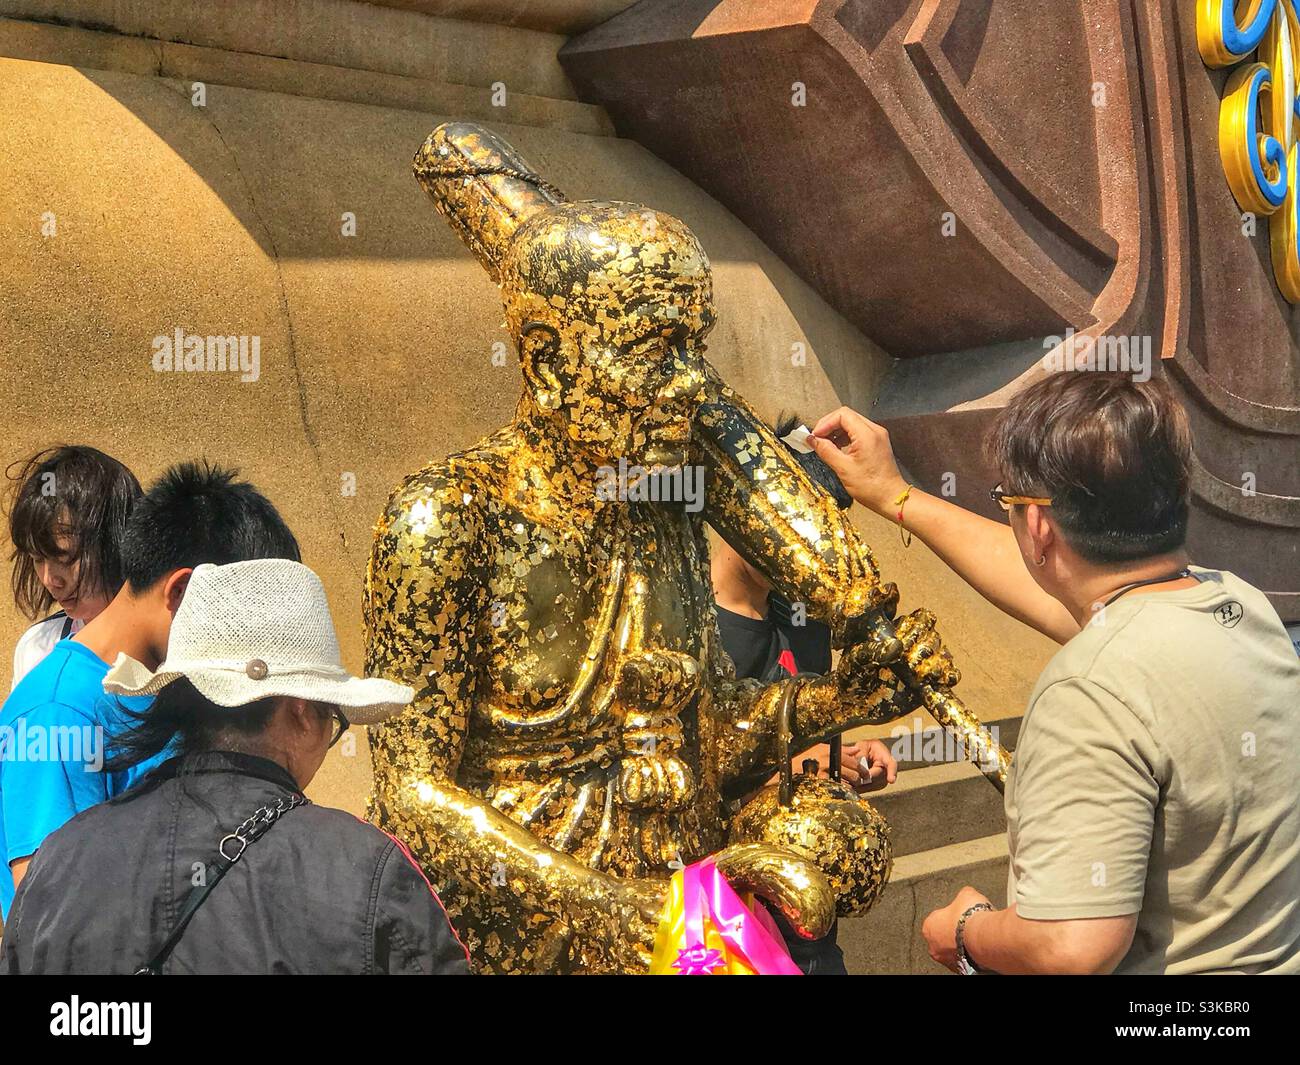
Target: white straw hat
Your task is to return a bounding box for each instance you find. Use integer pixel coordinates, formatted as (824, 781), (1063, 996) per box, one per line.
(103, 559), (414, 725)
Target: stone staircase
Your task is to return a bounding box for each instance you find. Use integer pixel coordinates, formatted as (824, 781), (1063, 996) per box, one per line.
(836, 710), (1022, 974)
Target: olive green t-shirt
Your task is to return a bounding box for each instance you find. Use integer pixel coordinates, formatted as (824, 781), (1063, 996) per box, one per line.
(1005, 567), (1300, 974)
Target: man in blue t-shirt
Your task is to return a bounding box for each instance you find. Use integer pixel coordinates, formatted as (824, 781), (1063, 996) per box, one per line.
(0, 461), (300, 917)
(0, 646), (156, 908)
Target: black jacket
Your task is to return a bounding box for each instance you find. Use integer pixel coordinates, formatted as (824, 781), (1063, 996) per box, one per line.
(0, 751), (469, 974)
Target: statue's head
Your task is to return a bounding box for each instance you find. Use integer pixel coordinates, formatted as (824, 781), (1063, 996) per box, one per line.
(501, 202), (714, 468)
(414, 123), (715, 468)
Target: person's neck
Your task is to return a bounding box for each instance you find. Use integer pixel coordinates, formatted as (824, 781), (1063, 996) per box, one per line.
(233, 744), (302, 785)
(714, 565), (770, 621)
(1063, 551), (1196, 628)
(203, 744), (308, 789)
(73, 589), (163, 670)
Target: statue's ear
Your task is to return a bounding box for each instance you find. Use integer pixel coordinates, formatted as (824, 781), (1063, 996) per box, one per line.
(518, 321), (566, 397)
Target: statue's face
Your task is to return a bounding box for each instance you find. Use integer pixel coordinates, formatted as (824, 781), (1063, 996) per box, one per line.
(501, 202), (716, 469)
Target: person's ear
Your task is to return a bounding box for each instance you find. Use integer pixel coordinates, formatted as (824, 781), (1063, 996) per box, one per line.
(282, 698), (317, 735)
(161, 568), (193, 615)
(1025, 505), (1056, 563)
(274, 698), (316, 747)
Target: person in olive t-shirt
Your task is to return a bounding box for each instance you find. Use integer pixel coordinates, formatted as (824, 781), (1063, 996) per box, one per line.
(810, 372), (1300, 974)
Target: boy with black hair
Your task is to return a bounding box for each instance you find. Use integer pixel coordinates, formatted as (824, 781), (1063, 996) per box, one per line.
(0, 462), (300, 917)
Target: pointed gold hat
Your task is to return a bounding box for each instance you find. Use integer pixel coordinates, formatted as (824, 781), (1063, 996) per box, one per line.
(412, 122), (566, 281)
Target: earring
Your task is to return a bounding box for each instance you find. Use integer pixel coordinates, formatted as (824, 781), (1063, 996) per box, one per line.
(1035, 554), (1047, 567)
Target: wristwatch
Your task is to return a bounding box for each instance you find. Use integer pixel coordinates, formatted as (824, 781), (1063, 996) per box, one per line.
(955, 902), (994, 975)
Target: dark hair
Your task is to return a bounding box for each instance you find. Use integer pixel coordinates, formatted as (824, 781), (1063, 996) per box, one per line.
(6, 446), (143, 621)
(105, 677), (283, 775)
(986, 372), (1192, 564)
(775, 413), (852, 509)
(120, 461), (300, 592)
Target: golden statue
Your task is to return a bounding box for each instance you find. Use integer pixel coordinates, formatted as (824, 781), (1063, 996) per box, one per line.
(364, 123), (1008, 974)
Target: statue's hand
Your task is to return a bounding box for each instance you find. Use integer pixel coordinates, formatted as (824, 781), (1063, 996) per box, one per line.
(894, 608), (960, 688)
(831, 606), (959, 692)
(572, 875), (669, 973)
(712, 842), (835, 940)
(617, 753), (695, 810)
(829, 621), (903, 693)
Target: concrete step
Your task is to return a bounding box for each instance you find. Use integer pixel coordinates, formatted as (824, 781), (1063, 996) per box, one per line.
(0, 0), (582, 99)
(866, 758), (1006, 857)
(835, 706), (1017, 859)
(0, 16), (614, 135)
(838, 832), (1009, 975)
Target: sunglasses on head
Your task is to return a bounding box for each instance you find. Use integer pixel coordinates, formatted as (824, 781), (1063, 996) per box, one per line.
(989, 483), (1053, 511)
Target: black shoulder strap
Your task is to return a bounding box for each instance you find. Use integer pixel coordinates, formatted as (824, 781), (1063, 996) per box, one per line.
(757, 623), (794, 684)
(135, 792), (309, 975)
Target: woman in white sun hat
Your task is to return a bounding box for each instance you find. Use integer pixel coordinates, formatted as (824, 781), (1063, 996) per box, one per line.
(0, 558), (470, 975)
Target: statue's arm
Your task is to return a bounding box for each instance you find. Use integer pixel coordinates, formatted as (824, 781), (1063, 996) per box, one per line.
(696, 366), (970, 784)
(364, 468), (644, 943)
(694, 363), (898, 649)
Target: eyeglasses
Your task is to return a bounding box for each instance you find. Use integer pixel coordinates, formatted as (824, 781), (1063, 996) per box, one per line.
(989, 483), (1053, 511)
(327, 706), (351, 748)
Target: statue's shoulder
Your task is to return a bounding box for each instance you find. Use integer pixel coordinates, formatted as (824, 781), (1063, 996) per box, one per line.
(448, 429), (515, 483)
(373, 427), (524, 551)
(374, 452), (498, 551)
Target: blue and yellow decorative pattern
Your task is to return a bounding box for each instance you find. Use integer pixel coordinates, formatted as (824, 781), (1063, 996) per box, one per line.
(1199, 0), (1300, 298)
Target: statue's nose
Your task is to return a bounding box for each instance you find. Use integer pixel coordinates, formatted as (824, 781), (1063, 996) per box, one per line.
(661, 342), (705, 406)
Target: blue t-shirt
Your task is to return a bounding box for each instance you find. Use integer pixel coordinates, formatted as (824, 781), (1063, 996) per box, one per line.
(0, 640), (166, 917)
